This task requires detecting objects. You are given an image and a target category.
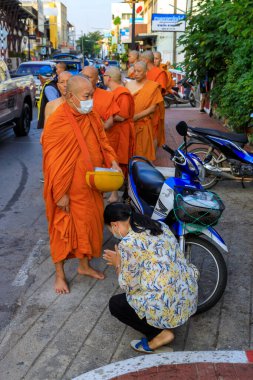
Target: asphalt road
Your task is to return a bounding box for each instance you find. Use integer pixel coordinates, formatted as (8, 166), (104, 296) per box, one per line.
(0, 107), (48, 331)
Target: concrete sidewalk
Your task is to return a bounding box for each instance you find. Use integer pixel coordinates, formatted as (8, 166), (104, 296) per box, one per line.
(0, 108), (252, 380)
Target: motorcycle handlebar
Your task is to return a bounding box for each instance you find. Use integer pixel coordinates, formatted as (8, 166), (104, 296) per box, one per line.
(162, 145), (175, 156)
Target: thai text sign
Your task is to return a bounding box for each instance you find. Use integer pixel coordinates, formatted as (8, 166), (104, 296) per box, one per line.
(151, 14), (186, 32)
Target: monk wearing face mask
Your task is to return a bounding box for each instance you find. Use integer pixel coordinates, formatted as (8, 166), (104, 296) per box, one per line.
(42, 75), (120, 294)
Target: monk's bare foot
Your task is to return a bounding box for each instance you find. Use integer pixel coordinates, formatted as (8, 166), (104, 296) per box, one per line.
(148, 329), (174, 350)
(55, 275), (70, 294)
(77, 265), (105, 280)
(108, 191), (119, 204)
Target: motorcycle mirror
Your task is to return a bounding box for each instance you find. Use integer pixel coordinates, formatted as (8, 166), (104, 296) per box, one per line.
(176, 121), (188, 137)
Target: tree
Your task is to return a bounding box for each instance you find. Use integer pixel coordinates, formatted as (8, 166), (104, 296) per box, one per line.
(77, 31), (104, 57)
(178, 0), (253, 132)
(113, 16), (121, 44)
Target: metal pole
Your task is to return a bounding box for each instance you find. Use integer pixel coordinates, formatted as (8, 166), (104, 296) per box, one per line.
(131, 1), (135, 50)
(28, 32), (31, 60)
(173, 0), (177, 65)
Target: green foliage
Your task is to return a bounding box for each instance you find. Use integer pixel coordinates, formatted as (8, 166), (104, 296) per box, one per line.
(77, 31), (103, 57)
(178, 0), (253, 131)
(113, 16), (121, 26)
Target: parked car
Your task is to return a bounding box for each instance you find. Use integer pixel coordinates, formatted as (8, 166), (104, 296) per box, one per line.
(51, 54), (83, 74)
(104, 60), (120, 69)
(16, 61), (56, 102)
(0, 59), (36, 136)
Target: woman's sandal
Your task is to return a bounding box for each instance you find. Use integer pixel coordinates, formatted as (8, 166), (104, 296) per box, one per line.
(130, 337), (173, 354)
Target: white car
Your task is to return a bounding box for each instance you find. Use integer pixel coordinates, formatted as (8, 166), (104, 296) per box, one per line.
(16, 61), (56, 102)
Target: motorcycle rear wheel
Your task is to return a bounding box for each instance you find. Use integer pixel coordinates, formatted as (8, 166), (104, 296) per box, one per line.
(188, 147), (223, 189)
(185, 235), (227, 314)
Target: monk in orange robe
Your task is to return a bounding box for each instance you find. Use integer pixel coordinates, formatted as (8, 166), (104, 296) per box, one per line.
(82, 66), (120, 131)
(127, 50), (139, 79)
(126, 61), (163, 161)
(154, 52), (176, 95)
(103, 66), (135, 202)
(140, 51), (168, 147)
(42, 76), (120, 294)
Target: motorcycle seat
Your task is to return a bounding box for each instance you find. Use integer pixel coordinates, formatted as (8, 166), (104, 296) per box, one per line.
(132, 161), (165, 206)
(191, 127), (248, 144)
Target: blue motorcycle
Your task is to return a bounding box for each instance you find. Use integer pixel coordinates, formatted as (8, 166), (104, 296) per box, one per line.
(128, 123), (228, 313)
(177, 120), (253, 189)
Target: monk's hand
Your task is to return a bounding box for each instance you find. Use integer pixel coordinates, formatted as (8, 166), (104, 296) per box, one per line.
(57, 194), (70, 213)
(111, 160), (122, 174)
(103, 245), (121, 268)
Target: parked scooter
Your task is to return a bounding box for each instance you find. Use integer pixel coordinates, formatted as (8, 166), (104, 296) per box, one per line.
(128, 122), (228, 314)
(164, 78), (196, 108)
(177, 121), (253, 189)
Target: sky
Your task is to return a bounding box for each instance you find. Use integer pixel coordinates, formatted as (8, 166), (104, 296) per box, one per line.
(61, 0), (120, 36)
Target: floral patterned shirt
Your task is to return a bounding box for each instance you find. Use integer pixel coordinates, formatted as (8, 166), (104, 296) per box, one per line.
(118, 223), (198, 329)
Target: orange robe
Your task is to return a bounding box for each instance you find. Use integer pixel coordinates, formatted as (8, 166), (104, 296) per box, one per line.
(42, 102), (116, 263)
(106, 86), (135, 174)
(133, 80), (163, 161)
(93, 87), (120, 123)
(147, 66), (168, 146)
(159, 64), (176, 94)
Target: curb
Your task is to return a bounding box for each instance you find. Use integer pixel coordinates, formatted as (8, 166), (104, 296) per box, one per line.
(73, 350), (253, 380)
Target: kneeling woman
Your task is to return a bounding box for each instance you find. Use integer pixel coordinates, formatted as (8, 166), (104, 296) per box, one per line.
(103, 203), (198, 353)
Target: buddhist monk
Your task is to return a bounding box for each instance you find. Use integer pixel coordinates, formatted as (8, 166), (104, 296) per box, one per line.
(140, 51), (167, 148)
(127, 50), (139, 79)
(103, 66), (135, 202)
(42, 75), (120, 294)
(154, 52), (176, 95)
(126, 61), (163, 161)
(81, 66), (120, 131)
(44, 71), (73, 124)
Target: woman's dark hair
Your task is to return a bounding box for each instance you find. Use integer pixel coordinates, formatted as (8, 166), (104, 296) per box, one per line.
(104, 202), (163, 236)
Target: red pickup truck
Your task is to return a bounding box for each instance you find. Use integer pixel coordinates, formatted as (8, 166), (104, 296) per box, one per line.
(0, 59), (36, 136)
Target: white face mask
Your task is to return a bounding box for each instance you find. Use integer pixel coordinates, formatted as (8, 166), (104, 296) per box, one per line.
(73, 95), (93, 114)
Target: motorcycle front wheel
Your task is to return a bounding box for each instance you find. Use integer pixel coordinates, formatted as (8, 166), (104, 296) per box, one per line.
(189, 92), (196, 107)
(185, 235), (227, 314)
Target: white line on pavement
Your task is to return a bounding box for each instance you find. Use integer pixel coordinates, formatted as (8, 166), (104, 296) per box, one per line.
(12, 239), (45, 287)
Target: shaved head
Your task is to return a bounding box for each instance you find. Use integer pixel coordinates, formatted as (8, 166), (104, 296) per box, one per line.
(128, 50), (139, 64)
(104, 66), (121, 84)
(81, 66), (98, 89)
(58, 71), (72, 81)
(133, 61), (147, 82)
(57, 71), (72, 97)
(140, 51), (154, 64)
(56, 62), (67, 75)
(154, 51), (162, 67)
(66, 75), (92, 95)
(134, 61), (147, 72)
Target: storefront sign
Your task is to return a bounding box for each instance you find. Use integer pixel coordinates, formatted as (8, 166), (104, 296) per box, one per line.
(151, 14), (186, 32)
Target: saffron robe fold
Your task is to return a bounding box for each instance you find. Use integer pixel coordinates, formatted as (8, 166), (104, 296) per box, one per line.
(147, 66), (168, 95)
(147, 66), (168, 146)
(132, 80), (163, 161)
(93, 87), (120, 122)
(42, 102), (116, 263)
(106, 86), (135, 168)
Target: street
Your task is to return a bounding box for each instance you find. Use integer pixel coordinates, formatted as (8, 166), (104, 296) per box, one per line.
(0, 107), (48, 331)
(0, 106), (253, 379)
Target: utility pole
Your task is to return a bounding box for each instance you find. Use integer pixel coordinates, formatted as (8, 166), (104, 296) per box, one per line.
(131, 1), (136, 50)
(173, 0), (177, 65)
(81, 30), (84, 55)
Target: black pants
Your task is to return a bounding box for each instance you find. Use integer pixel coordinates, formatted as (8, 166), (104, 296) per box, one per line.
(109, 293), (162, 340)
